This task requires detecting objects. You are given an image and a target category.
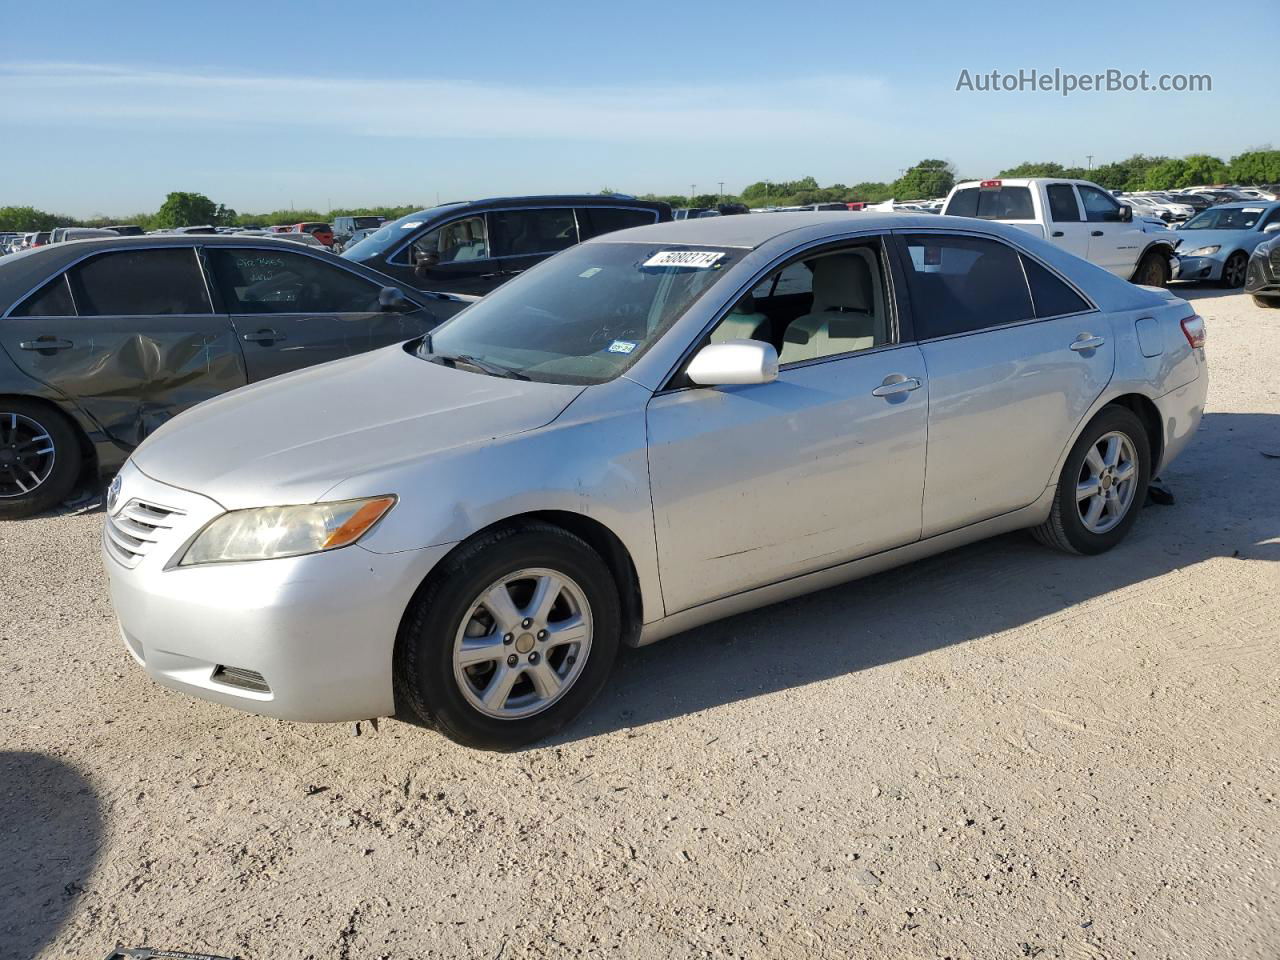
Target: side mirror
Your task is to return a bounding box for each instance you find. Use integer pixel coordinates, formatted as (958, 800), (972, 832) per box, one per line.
(1264, 222), (1280, 234)
(378, 286), (411, 312)
(686, 339), (779, 387)
(1117, 205), (1133, 223)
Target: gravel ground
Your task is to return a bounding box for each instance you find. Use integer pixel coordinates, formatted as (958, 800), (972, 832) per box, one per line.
(2, 288), (1277, 960)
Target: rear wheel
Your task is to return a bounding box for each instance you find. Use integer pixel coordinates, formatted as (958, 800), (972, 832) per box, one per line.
(1219, 251), (1248, 289)
(1134, 250), (1170, 287)
(394, 522), (621, 750)
(0, 400), (81, 520)
(1032, 406), (1151, 555)
(1253, 295), (1280, 309)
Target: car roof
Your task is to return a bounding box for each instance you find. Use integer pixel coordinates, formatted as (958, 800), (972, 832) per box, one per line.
(583, 211), (956, 250)
(0, 234), (399, 310)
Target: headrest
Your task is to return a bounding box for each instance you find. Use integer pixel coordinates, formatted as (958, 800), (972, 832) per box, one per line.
(811, 253), (873, 314)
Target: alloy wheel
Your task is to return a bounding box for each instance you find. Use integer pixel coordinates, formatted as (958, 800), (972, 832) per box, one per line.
(0, 412), (57, 499)
(1076, 431), (1138, 534)
(1224, 254), (1247, 287)
(452, 568), (593, 720)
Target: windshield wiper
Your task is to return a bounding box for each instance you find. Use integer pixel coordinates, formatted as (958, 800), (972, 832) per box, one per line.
(427, 350), (530, 380)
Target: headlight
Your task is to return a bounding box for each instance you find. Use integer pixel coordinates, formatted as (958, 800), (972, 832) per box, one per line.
(180, 496), (396, 565)
(1182, 245), (1220, 257)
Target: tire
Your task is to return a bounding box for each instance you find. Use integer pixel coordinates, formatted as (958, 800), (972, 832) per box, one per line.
(1133, 250), (1170, 287)
(0, 399), (82, 520)
(1218, 251), (1248, 289)
(394, 522), (621, 750)
(1032, 406), (1151, 556)
(1253, 295), (1280, 309)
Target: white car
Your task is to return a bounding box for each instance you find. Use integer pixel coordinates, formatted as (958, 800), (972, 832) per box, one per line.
(943, 178), (1178, 286)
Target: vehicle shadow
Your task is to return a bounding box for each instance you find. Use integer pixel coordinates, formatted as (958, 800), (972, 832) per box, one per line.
(0, 752), (101, 959)
(1168, 282), (1242, 302)
(560, 411), (1280, 743)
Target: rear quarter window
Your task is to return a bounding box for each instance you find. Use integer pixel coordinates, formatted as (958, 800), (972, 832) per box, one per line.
(946, 187), (1035, 220)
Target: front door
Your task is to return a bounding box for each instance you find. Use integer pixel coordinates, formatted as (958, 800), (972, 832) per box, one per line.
(646, 238), (928, 614)
(398, 214), (505, 297)
(1078, 183), (1145, 277)
(0, 247), (246, 447)
(204, 246), (434, 382)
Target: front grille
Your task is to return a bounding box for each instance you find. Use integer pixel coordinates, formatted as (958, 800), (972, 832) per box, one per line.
(105, 499), (184, 568)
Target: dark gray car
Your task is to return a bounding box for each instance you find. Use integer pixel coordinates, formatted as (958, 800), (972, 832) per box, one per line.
(0, 235), (459, 518)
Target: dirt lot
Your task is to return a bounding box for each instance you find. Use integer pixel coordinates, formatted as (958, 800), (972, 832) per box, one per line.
(2, 288), (1277, 960)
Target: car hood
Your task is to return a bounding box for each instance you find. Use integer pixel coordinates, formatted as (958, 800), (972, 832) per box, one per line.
(131, 344), (585, 510)
(1174, 229), (1262, 253)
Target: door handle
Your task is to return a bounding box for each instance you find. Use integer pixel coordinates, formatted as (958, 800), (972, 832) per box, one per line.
(18, 337), (74, 351)
(871, 375), (922, 398)
(1051, 230), (1065, 237)
(1090, 230), (1105, 237)
(241, 329), (286, 343)
(1070, 335), (1107, 352)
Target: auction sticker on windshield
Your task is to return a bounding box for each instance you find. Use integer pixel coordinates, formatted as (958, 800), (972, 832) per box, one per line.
(643, 250), (726, 269)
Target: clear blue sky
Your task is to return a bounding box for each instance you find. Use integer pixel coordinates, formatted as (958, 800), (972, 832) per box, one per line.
(2, 0), (1273, 217)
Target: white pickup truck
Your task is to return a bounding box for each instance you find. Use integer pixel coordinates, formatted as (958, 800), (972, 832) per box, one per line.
(942, 178), (1178, 286)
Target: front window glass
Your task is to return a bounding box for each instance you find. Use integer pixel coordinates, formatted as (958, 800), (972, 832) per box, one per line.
(206, 248), (383, 313)
(408, 216), (489, 267)
(424, 243), (739, 385)
(1181, 207), (1269, 230)
(1079, 185), (1124, 222)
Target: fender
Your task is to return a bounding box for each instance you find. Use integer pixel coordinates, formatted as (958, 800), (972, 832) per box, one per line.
(1127, 238), (1178, 282)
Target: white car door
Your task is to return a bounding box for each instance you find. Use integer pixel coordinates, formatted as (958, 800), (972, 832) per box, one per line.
(1079, 184), (1146, 277)
(646, 239), (928, 614)
(1043, 182), (1091, 260)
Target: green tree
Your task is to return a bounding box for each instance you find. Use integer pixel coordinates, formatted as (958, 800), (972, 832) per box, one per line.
(998, 161), (1067, 178)
(892, 159), (955, 200)
(1178, 154), (1229, 187)
(1228, 149), (1280, 185)
(153, 191), (220, 228)
(0, 206), (69, 232)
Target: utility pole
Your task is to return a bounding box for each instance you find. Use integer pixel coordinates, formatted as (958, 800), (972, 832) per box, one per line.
(1086, 155), (1094, 170)
(718, 181), (724, 200)
(690, 184), (696, 203)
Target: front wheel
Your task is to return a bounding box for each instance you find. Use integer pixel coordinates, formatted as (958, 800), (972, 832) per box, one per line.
(0, 401), (82, 520)
(1219, 251), (1248, 289)
(1134, 250), (1170, 287)
(394, 523), (621, 750)
(1032, 406), (1151, 555)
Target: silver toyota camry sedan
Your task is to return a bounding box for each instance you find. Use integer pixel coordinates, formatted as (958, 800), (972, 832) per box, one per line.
(103, 213), (1207, 749)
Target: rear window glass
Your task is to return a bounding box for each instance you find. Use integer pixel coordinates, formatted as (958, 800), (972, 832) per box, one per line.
(901, 235), (1033, 338)
(1021, 256), (1090, 317)
(71, 249), (212, 316)
(578, 207), (659, 239)
(13, 275), (76, 317)
(945, 187), (1035, 220)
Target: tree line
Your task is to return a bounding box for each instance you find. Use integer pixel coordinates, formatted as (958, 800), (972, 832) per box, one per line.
(3, 149), (1277, 233)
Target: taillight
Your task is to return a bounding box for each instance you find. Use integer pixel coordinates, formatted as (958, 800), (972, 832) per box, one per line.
(980, 179), (1002, 188)
(1180, 314), (1206, 349)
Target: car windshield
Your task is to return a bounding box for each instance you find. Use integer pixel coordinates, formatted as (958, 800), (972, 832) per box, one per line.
(420, 242), (740, 385)
(1181, 207), (1269, 230)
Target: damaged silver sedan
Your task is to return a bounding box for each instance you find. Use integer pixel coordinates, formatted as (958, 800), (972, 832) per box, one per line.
(0, 235), (461, 517)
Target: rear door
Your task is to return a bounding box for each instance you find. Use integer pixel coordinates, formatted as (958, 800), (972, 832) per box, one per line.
(204, 246), (434, 383)
(895, 232), (1113, 536)
(1043, 183), (1091, 260)
(0, 246), (246, 446)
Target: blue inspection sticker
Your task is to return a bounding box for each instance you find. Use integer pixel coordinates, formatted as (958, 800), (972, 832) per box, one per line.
(607, 339), (638, 355)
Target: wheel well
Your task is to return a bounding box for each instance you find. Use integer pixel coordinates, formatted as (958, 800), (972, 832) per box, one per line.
(0, 394), (96, 478)
(409, 511), (646, 648)
(1105, 394), (1163, 472)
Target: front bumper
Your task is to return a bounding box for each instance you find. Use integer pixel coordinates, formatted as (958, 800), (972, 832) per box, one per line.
(1174, 255), (1223, 282)
(102, 462), (455, 722)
